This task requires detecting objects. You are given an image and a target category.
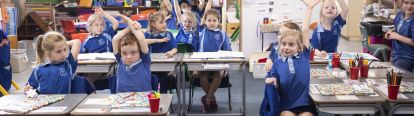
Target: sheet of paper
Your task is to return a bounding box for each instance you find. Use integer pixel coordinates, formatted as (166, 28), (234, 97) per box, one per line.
(335, 95), (359, 100)
(189, 51), (244, 59)
(32, 106), (67, 113)
(78, 53), (116, 60)
(73, 108), (106, 112)
(203, 64), (230, 70)
(111, 107), (150, 112)
(83, 98), (111, 105)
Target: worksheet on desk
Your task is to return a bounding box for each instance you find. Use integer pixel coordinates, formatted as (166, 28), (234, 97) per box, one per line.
(190, 51), (244, 59)
(77, 53), (116, 60)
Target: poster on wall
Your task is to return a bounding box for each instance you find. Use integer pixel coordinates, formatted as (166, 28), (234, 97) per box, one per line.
(255, 0), (276, 14)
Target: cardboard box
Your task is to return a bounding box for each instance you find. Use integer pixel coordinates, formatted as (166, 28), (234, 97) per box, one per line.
(226, 23), (239, 35)
(10, 49), (29, 73)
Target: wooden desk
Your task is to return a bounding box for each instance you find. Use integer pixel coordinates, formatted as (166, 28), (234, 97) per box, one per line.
(76, 60), (116, 73)
(70, 94), (173, 116)
(181, 53), (247, 116)
(310, 78), (386, 116)
(369, 79), (414, 116)
(0, 94), (87, 115)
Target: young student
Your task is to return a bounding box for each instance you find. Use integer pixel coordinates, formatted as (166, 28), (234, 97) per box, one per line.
(385, 0), (414, 72)
(160, 0), (178, 29)
(82, 6), (119, 53)
(0, 30), (11, 95)
(145, 12), (178, 93)
(24, 31), (84, 94)
(264, 1), (318, 116)
(310, 0), (348, 57)
(196, 9), (232, 113)
(174, 0), (200, 51)
(111, 14), (152, 93)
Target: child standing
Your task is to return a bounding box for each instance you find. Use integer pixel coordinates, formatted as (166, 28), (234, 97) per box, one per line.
(111, 14), (152, 93)
(145, 12), (178, 93)
(196, 9), (232, 113)
(82, 6), (119, 53)
(264, 0), (318, 115)
(25, 31), (84, 94)
(0, 30), (11, 95)
(385, 0), (414, 72)
(311, 0), (348, 56)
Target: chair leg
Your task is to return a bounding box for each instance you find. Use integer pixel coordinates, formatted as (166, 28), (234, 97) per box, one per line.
(0, 85), (9, 96)
(12, 80), (20, 90)
(228, 86), (232, 111)
(188, 78), (193, 111)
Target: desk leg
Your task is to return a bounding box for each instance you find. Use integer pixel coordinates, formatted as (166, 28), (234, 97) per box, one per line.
(242, 63), (246, 115)
(389, 104), (414, 116)
(261, 32), (264, 51)
(182, 64), (187, 115)
(175, 64), (182, 116)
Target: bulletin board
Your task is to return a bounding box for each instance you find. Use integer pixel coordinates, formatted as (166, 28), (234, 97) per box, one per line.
(252, 0), (307, 23)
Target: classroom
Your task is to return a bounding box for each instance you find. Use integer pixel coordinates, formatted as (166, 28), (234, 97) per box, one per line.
(0, 0), (413, 116)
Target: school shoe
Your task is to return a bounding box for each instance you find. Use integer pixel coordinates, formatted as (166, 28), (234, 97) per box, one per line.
(211, 97), (218, 111)
(201, 95), (211, 113)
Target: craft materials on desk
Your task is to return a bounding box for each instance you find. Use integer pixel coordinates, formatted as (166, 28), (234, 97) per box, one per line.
(310, 80), (375, 96)
(310, 68), (347, 78)
(150, 53), (175, 61)
(0, 95), (65, 113)
(315, 52), (379, 61)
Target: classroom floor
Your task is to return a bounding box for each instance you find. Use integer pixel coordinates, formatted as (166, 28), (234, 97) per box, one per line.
(8, 37), (363, 116)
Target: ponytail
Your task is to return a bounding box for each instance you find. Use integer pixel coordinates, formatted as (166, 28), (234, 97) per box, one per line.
(35, 35), (45, 66)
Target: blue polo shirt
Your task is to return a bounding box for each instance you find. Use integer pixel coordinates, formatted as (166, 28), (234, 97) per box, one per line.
(82, 23), (115, 53)
(115, 52), (152, 93)
(392, 11), (414, 61)
(144, 31), (177, 53)
(0, 30), (11, 92)
(197, 28), (232, 52)
(28, 53), (77, 94)
(176, 28), (198, 51)
(270, 48), (310, 110)
(311, 15), (346, 53)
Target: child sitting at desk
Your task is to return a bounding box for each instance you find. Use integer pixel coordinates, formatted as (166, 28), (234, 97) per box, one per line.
(196, 9), (232, 113)
(0, 30), (11, 96)
(25, 31), (93, 94)
(145, 12), (178, 93)
(174, 0), (200, 51)
(111, 14), (151, 93)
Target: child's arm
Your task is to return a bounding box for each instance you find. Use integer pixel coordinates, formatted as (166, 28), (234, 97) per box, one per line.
(66, 39), (81, 60)
(174, 0), (183, 24)
(302, 0), (320, 49)
(200, 0), (212, 25)
(386, 31), (414, 47)
(265, 59), (273, 72)
(337, 0), (348, 20)
(198, 0), (206, 11)
(112, 28), (132, 55)
(165, 48), (177, 57)
(93, 6), (119, 31)
(146, 38), (170, 44)
(130, 23), (149, 54)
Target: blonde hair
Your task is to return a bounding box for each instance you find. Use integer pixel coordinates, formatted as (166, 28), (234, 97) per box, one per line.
(160, 0), (172, 15)
(204, 9), (220, 22)
(277, 22), (301, 40)
(35, 31), (67, 65)
(118, 33), (141, 54)
(277, 29), (304, 53)
(182, 12), (197, 29)
(319, 0), (338, 23)
(148, 12), (165, 34)
(86, 14), (106, 35)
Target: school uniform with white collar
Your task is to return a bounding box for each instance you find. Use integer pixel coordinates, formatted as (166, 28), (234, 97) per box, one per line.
(197, 28), (231, 52)
(81, 23), (116, 53)
(112, 52), (152, 93)
(175, 25), (199, 52)
(268, 48), (316, 114)
(311, 15), (346, 53)
(391, 11), (414, 71)
(144, 31), (177, 93)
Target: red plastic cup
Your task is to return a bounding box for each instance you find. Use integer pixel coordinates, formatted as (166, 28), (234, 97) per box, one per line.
(332, 57), (340, 68)
(310, 50), (315, 61)
(350, 67), (360, 80)
(149, 98), (160, 113)
(360, 65), (369, 78)
(388, 85), (400, 100)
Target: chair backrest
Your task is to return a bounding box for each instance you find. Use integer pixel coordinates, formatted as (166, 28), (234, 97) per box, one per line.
(61, 20), (76, 34)
(359, 25), (369, 48)
(70, 33), (90, 42)
(78, 14), (92, 22)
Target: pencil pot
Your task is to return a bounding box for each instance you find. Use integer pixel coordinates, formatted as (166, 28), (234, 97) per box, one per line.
(388, 85), (400, 100)
(310, 49), (315, 61)
(350, 67), (360, 80)
(360, 65), (369, 78)
(149, 98), (160, 113)
(332, 57), (340, 68)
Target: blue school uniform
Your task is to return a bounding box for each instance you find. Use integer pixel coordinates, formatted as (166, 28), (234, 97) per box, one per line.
(176, 27), (198, 51)
(197, 28), (232, 52)
(81, 23), (116, 53)
(311, 15), (346, 53)
(167, 0), (178, 30)
(145, 31), (178, 53)
(391, 11), (414, 71)
(269, 48), (310, 110)
(265, 44), (279, 78)
(0, 31), (11, 93)
(28, 53), (77, 94)
(114, 52), (152, 93)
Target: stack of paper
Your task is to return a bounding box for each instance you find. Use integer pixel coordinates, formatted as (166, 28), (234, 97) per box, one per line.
(77, 53), (116, 60)
(190, 51), (244, 59)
